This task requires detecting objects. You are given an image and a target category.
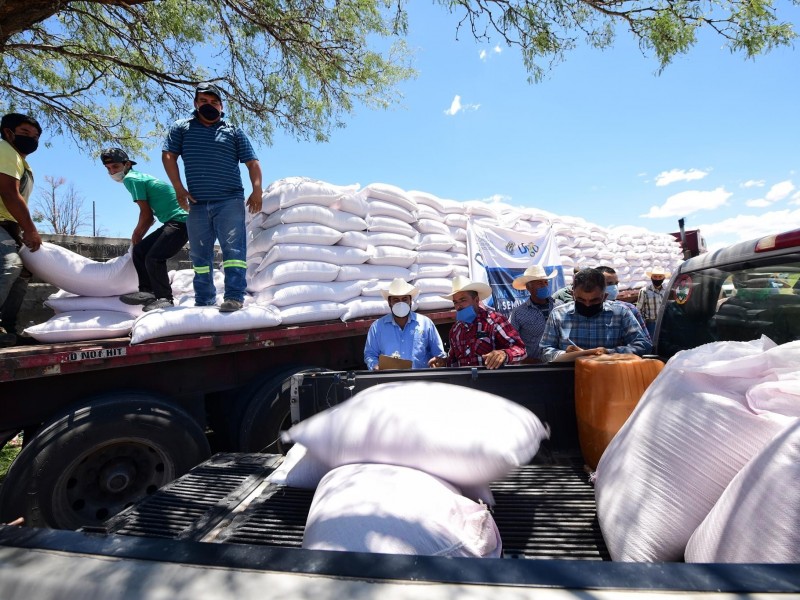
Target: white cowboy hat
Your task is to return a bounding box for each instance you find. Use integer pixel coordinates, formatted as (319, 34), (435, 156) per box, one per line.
(380, 278), (420, 300)
(645, 266), (672, 278)
(441, 275), (492, 302)
(512, 265), (557, 290)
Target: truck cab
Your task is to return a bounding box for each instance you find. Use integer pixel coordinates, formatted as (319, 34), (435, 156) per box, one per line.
(656, 228), (800, 357)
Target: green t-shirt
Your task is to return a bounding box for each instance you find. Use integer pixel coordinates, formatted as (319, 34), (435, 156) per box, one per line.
(122, 170), (188, 224)
(0, 139), (33, 222)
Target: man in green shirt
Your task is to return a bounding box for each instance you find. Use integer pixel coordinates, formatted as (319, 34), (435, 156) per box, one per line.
(102, 148), (189, 311)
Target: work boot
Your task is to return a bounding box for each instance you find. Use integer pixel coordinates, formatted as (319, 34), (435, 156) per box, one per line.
(143, 298), (174, 312)
(219, 298), (243, 313)
(120, 291), (156, 305)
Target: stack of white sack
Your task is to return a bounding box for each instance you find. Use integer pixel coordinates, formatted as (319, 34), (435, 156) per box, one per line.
(21, 243), (139, 342)
(594, 337), (800, 562)
(275, 381), (550, 557)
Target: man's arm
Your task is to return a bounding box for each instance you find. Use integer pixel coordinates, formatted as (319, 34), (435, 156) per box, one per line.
(131, 200), (155, 245)
(244, 159), (262, 215)
(538, 314), (564, 363)
(161, 151), (192, 212)
(487, 315), (527, 367)
(0, 173), (41, 251)
(425, 319), (447, 366)
(613, 307), (653, 356)
(363, 320), (381, 370)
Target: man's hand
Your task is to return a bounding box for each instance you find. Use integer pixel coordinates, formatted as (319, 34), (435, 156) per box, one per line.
(428, 356), (447, 368)
(22, 228), (41, 252)
(246, 189), (262, 214)
(482, 349), (508, 369)
(132, 227), (147, 245)
(175, 187), (194, 212)
(565, 344), (583, 353)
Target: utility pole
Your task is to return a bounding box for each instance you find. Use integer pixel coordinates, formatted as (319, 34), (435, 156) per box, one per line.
(93, 200), (96, 237)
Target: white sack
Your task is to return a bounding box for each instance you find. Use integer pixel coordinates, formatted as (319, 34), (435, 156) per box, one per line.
(266, 443), (330, 489)
(340, 298), (387, 321)
(414, 278), (454, 295)
(408, 190), (447, 213)
(409, 264), (454, 280)
(336, 264), (410, 282)
(416, 293), (455, 312)
(417, 234), (455, 252)
(279, 301), (345, 325)
(248, 260), (340, 292)
(366, 215), (417, 238)
(366, 199), (417, 223)
(366, 246), (417, 268)
(417, 250), (468, 266)
(594, 337), (798, 562)
(361, 183), (418, 212)
(130, 304), (282, 344)
(262, 205), (367, 232)
(24, 310), (135, 343)
(284, 381), (549, 487)
(21, 243), (138, 297)
(337, 230), (418, 251)
(249, 223), (342, 254)
(45, 293), (143, 317)
(257, 244), (370, 270)
(415, 219), (451, 236)
(262, 177), (360, 211)
(255, 280), (365, 307)
(302, 463), (502, 558)
(685, 418), (800, 563)
(415, 206), (446, 223)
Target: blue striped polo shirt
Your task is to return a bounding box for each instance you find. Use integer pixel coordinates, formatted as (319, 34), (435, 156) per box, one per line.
(163, 116), (257, 203)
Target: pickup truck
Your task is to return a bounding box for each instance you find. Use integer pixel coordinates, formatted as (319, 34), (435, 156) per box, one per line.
(0, 228), (798, 592)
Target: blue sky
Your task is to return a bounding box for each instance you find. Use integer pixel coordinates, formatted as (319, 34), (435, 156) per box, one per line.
(34, 3), (800, 250)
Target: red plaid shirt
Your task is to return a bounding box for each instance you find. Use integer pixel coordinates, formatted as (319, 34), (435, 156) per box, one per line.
(448, 305), (527, 367)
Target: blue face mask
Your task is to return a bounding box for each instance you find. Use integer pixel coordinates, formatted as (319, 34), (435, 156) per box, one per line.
(456, 305), (477, 324)
(605, 284), (619, 301)
(535, 286), (550, 300)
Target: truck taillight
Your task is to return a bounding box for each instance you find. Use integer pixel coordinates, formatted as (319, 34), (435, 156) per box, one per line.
(754, 229), (800, 252)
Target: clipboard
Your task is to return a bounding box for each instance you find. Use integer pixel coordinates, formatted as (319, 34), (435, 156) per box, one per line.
(378, 354), (413, 370)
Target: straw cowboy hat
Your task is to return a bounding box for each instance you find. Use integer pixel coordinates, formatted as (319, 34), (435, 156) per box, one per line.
(512, 265), (557, 290)
(645, 266), (672, 278)
(441, 275), (492, 302)
(380, 278), (420, 300)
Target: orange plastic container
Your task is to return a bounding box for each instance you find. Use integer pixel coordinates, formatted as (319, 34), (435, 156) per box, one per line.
(574, 354), (664, 470)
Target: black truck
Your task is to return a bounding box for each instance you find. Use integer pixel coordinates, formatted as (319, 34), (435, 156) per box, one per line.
(0, 227), (798, 597)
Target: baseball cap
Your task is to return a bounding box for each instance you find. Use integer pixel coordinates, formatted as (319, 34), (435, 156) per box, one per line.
(195, 82), (223, 100)
(100, 148), (136, 165)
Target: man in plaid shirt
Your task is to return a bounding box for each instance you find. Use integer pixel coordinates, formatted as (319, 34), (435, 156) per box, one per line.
(429, 276), (526, 369)
(539, 268), (651, 363)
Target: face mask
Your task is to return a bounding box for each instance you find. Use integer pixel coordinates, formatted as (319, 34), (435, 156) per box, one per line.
(651, 278), (664, 288)
(391, 301), (410, 318)
(574, 301), (603, 318)
(197, 104), (221, 121)
(535, 286), (550, 300)
(605, 284), (619, 301)
(109, 171), (126, 183)
(456, 305), (477, 324)
(12, 134), (38, 155)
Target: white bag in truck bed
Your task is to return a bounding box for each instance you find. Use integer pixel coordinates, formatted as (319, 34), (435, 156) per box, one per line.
(284, 381), (549, 488)
(302, 463), (502, 557)
(595, 337), (799, 562)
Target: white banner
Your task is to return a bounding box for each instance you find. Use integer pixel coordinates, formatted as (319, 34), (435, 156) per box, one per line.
(467, 221), (564, 318)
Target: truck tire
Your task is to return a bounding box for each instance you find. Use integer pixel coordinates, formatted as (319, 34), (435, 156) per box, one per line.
(0, 393), (211, 530)
(236, 366), (328, 454)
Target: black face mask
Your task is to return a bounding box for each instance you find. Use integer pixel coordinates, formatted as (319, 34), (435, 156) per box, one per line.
(574, 301), (603, 318)
(12, 134), (38, 155)
(651, 278), (664, 288)
(197, 104), (222, 121)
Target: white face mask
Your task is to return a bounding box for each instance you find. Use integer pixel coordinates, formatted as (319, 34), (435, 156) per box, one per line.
(391, 301), (410, 318)
(109, 171), (126, 183)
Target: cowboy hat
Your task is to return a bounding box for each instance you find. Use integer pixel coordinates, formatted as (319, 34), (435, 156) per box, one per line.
(645, 266), (672, 278)
(380, 278), (420, 300)
(512, 265), (557, 290)
(441, 275), (492, 302)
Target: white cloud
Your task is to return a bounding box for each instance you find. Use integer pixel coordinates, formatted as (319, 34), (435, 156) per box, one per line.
(443, 95), (480, 116)
(745, 198), (772, 208)
(741, 179), (765, 188)
(479, 49), (487, 61)
(791, 190), (800, 205)
(493, 45), (502, 55)
(697, 208), (800, 245)
(477, 194), (512, 204)
(479, 46), (502, 62)
(765, 179), (795, 202)
(654, 168), (709, 187)
(641, 187), (732, 218)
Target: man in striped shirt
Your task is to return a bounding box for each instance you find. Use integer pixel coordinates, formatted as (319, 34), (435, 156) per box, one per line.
(509, 264), (557, 363)
(429, 276), (527, 369)
(539, 268), (651, 362)
(162, 82), (262, 313)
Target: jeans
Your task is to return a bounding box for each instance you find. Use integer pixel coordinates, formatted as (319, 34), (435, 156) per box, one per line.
(187, 200), (247, 305)
(132, 221), (188, 300)
(0, 224), (27, 333)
